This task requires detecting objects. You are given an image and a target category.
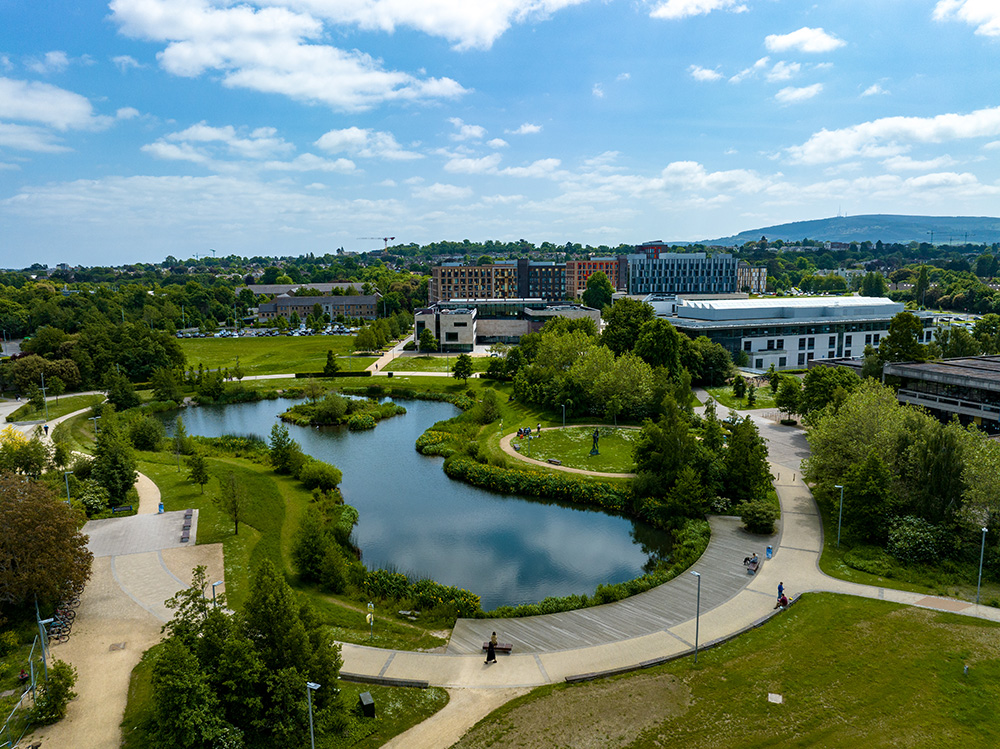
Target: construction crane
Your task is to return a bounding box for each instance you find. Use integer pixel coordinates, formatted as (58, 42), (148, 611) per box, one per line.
(358, 237), (395, 251)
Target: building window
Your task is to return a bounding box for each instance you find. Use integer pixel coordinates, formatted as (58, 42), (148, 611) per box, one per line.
(777, 339), (784, 350)
(829, 335), (836, 347)
(807, 337), (815, 349)
(828, 351), (835, 359)
(445, 332), (458, 342)
(766, 340), (774, 350)
(845, 335), (852, 346)
(865, 333), (872, 345)
(799, 339), (805, 350)
(454, 321), (467, 327)
(798, 353), (805, 366)
(807, 352), (814, 361)
(779, 357), (786, 367)
(873, 333), (880, 344)
(844, 350), (851, 357)
(744, 341), (752, 352)
(756, 359), (764, 369)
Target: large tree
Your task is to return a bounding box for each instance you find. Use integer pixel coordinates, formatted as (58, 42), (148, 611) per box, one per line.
(91, 413), (138, 502)
(452, 353), (474, 384)
(799, 365), (861, 418)
(0, 474), (92, 615)
(581, 271), (614, 310)
(633, 318), (682, 375)
(601, 297), (654, 356)
(878, 311), (927, 364)
(216, 471), (248, 536)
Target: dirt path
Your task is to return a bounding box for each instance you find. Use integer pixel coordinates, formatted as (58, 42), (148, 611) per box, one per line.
(383, 687), (530, 749)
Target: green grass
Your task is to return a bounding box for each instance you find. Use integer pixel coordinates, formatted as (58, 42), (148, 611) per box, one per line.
(513, 426), (638, 473)
(120, 643), (449, 749)
(178, 336), (377, 376)
(385, 355), (490, 373)
(455, 593), (1000, 748)
(5, 393), (105, 423)
(706, 384), (778, 411)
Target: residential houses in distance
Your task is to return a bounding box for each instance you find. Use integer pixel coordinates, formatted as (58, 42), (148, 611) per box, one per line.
(257, 293), (380, 322)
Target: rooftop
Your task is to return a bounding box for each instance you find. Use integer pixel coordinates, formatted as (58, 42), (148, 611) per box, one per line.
(884, 356), (1000, 385)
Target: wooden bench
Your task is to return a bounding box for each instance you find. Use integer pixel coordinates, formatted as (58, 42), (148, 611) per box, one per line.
(112, 505), (133, 514)
(547, 459), (562, 466)
(482, 642), (513, 655)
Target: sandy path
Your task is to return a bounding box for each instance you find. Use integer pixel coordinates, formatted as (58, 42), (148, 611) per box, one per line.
(382, 687), (530, 749)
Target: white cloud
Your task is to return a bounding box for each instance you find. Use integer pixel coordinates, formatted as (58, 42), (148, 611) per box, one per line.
(142, 140), (210, 163)
(487, 138), (508, 148)
(0, 55), (11, 72)
(765, 27), (846, 54)
(787, 105), (1000, 164)
(861, 83), (889, 96)
(26, 51), (71, 74)
(165, 122), (294, 159)
(109, 0), (466, 112)
(448, 117), (487, 141)
(775, 83), (822, 104)
(278, 0), (589, 51)
(617, 72), (630, 81)
(881, 155), (957, 171)
(688, 65), (722, 82)
(112, 55), (143, 72)
(592, 83), (604, 98)
(650, 0), (748, 21)
(412, 182), (473, 200)
(0, 77), (111, 130)
(315, 127), (421, 160)
(729, 56), (769, 84)
(116, 107), (141, 120)
(500, 158), (561, 177)
(261, 153), (356, 172)
(767, 61), (800, 82)
(444, 153), (502, 173)
(507, 123), (542, 135)
(0, 122), (71, 153)
(933, 0), (1000, 37)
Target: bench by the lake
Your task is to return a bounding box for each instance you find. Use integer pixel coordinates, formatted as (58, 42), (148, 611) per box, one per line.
(112, 505), (132, 514)
(482, 642), (513, 654)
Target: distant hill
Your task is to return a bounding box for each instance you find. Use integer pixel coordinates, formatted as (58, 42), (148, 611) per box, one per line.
(704, 215), (1000, 247)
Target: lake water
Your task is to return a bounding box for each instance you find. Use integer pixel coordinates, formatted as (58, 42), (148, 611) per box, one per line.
(170, 397), (672, 610)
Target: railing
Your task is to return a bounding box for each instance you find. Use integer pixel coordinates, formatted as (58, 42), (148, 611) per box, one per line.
(897, 389), (1000, 417)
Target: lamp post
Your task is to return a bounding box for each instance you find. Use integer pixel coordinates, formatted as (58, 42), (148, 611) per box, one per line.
(561, 403), (566, 427)
(39, 372), (50, 422)
(835, 484), (845, 547)
(366, 602), (374, 640)
(64, 471), (73, 505)
(89, 415), (101, 436)
(690, 571), (701, 664)
(211, 580), (224, 608)
(977, 527), (988, 605)
(306, 681), (320, 749)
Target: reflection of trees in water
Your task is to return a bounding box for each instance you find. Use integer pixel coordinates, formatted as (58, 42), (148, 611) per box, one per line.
(631, 522), (673, 573)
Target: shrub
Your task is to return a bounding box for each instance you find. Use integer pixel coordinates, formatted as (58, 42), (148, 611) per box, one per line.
(298, 460), (343, 491)
(0, 630), (19, 657)
(321, 546), (349, 594)
(844, 545), (896, 577)
(128, 415), (165, 451)
(79, 480), (111, 517)
(347, 412), (376, 430)
(740, 498), (778, 534)
(887, 516), (947, 565)
(30, 659), (77, 724)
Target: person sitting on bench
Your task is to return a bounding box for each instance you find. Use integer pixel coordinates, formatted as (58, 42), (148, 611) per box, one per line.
(745, 552), (759, 574)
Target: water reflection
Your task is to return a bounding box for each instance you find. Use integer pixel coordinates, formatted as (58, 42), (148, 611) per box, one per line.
(168, 397), (672, 610)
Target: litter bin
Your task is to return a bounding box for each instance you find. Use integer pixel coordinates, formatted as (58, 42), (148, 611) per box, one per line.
(766, 545), (773, 560)
(158, 502), (164, 514)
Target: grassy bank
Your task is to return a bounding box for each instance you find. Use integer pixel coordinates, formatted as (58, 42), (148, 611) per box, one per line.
(385, 355), (490, 373)
(455, 593), (1000, 748)
(5, 392), (105, 423)
(178, 335), (377, 376)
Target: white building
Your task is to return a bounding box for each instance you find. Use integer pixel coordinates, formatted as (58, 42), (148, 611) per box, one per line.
(670, 296), (935, 371)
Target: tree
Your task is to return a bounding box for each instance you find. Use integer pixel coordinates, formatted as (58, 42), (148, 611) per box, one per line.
(860, 271), (888, 297)
(322, 350), (340, 377)
(216, 471), (248, 536)
(418, 328), (438, 352)
(724, 417), (771, 500)
(913, 265), (930, 307)
(151, 367), (182, 402)
(187, 453), (210, 494)
(633, 395), (700, 501)
(104, 371), (140, 411)
(775, 376), (801, 418)
(745, 383), (757, 408)
(0, 474), (92, 614)
(582, 271), (614, 310)
(354, 327), (378, 352)
(732, 373), (746, 400)
(92, 414), (138, 503)
(48, 375), (65, 404)
(30, 659), (77, 725)
(878, 311), (927, 364)
(173, 416), (192, 456)
(601, 298), (654, 355)
(241, 560), (311, 674)
(268, 423), (303, 475)
(799, 365), (860, 417)
(842, 450), (896, 542)
(302, 379), (324, 404)
(452, 353), (474, 383)
(633, 318), (681, 375)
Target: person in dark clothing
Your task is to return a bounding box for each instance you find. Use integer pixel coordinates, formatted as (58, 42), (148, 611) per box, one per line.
(485, 631), (498, 664)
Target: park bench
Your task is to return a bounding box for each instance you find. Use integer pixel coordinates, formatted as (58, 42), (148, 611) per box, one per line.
(547, 459), (562, 465)
(482, 642), (513, 655)
(112, 505), (132, 514)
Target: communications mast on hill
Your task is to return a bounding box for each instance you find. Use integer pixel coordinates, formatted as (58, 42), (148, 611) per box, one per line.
(358, 237), (395, 251)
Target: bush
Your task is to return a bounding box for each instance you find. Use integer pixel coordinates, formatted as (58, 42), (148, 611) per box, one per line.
(298, 460), (344, 491)
(347, 412), (376, 430)
(321, 546), (349, 594)
(79, 480), (111, 517)
(887, 516), (947, 565)
(740, 498), (778, 534)
(0, 630), (19, 657)
(30, 659), (77, 724)
(844, 545), (896, 577)
(128, 415), (165, 451)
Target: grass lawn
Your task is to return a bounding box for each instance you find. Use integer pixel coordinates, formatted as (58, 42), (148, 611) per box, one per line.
(455, 593), (1000, 748)
(179, 335), (379, 376)
(5, 392), (105, 423)
(513, 426), (638, 473)
(385, 355), (490, 373)
(121, 642), (449, 749)
(706, 384), (778, 411)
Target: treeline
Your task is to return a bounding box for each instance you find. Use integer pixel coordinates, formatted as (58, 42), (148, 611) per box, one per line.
(486, 298), (733, 421)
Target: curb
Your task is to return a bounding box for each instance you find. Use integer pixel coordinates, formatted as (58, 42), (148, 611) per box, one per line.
(340, 672), (430, 689)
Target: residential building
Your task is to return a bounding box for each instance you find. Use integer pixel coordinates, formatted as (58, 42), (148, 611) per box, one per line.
(627, 244), (738, 295)
(257, 293), (379, 322)
(670, 296), (933, 371)
(429, 263), (518, 303)
(737, 261), (768, 294)
(565, 257), (628, 297)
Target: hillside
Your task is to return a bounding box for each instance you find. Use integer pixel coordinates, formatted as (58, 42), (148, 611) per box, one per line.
(705, 214), (1000, 246)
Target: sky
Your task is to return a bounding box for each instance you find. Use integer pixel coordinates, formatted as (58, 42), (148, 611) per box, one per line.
(2, 0), (1000, 267)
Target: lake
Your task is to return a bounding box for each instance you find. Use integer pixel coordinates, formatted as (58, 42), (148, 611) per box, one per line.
(170, 397), (672, 610)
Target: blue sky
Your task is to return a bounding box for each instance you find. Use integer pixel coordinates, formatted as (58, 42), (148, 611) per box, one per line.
(2, 0), (1000, 267)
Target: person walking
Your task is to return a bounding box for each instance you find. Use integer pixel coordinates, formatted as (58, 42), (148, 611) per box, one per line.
(775, 581), (785, 609)
(485, 631), (498, 664)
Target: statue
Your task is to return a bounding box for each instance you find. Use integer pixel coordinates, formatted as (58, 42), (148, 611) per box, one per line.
(590, 428), (600, 456)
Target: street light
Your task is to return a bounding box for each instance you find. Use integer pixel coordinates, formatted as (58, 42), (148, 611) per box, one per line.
(561, 403), (566, 427)
(89, 415), (101, 436)
(306, 681), (321, 749)
(977, 527), (988, 605)
(835, 484), (845, 547)
(690, 571), (701, 664)
(366, 602), (374, 640)
(211, 580), (224, 608)
(64, 471), (73, 506)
